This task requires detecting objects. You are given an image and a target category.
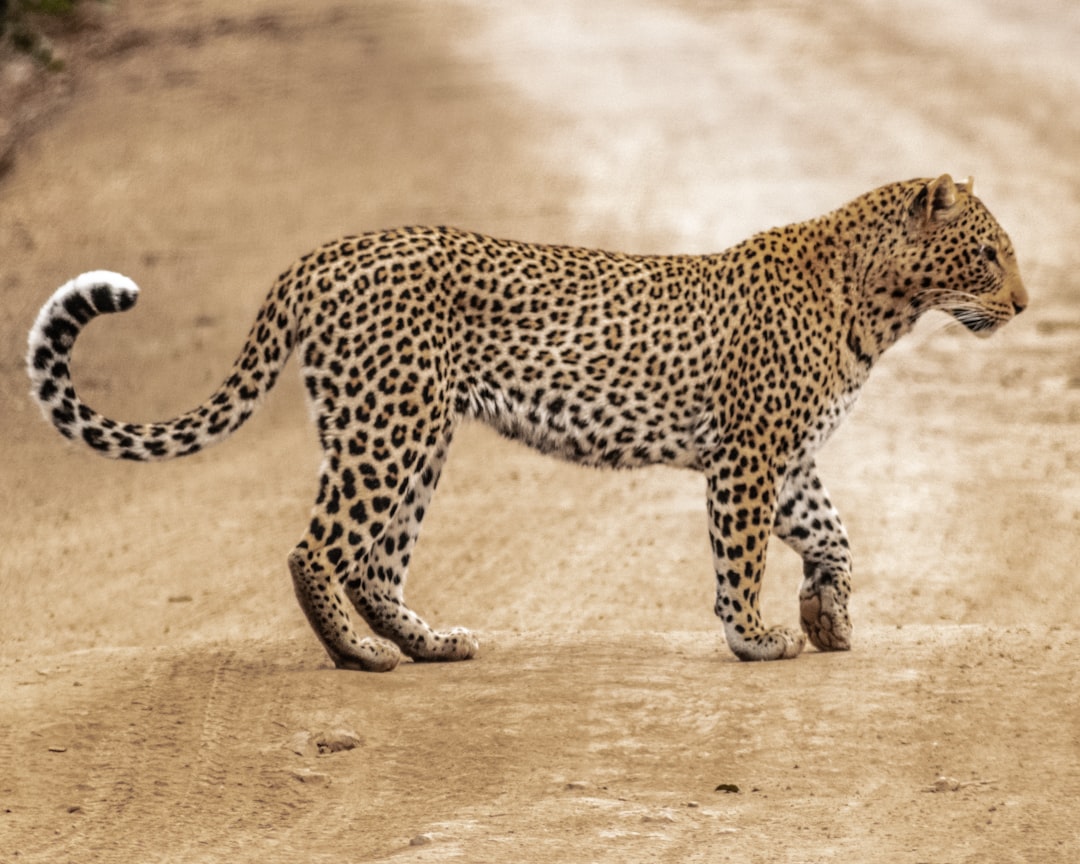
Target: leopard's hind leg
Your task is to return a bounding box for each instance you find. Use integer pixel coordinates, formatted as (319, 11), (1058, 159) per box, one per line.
(343, 429), (479, 662)
(288, 285), (475, 669)
(288, 537), (402, 672)
(289, 420), (477, 670)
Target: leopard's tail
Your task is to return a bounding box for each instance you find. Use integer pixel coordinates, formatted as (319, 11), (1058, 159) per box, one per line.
(26, 270), (295, 462)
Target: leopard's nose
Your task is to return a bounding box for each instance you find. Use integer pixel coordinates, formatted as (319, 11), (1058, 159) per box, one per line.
(1010, 277), (1029, 315)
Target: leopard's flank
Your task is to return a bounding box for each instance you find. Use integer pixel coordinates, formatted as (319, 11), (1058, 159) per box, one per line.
(27, 175), (1027, 670)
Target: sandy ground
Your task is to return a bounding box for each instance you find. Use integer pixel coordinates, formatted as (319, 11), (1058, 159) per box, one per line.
(2, 1), (1079, 861)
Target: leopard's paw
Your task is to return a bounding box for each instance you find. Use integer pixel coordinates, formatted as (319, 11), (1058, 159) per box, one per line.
(331, 637), (402, 672)
(405, 627), (480, 663)
(799, 582), (852, 652)
(727, 625), (806, 662)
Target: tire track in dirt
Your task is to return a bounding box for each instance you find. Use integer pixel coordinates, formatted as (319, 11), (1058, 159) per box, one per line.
(3, 650), (182, 863)
(5, 647), (302, 863)
(153, 649), (253, 860)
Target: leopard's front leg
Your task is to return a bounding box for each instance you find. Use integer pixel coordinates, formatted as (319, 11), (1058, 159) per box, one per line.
(774, 460), (852, 652)
(705, 456), (805, 661)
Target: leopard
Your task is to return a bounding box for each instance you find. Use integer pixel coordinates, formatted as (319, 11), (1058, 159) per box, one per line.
(27, 174), (1027, 671)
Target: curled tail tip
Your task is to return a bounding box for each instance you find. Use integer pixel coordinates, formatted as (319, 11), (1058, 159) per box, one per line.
(31, 269), (138, 331)
(67, 270), (140, 312)
(29, 270), (139, 354)
(27, 270), (141, 396)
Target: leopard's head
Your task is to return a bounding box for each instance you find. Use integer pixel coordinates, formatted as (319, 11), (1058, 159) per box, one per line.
(897, 174), (1028, 338)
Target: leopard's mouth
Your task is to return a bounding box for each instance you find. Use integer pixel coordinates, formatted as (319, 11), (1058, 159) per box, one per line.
(952, 310), (1000, 338)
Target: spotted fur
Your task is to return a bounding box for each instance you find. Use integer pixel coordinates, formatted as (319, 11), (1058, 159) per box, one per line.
(27, 175), (1027, 670)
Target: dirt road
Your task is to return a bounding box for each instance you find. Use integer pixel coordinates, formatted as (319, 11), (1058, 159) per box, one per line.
(2, 1), (1078, 861)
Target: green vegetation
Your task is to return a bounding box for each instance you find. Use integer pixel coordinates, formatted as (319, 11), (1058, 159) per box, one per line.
(23, 0), (82, 15)
(2, 0), (102, 69)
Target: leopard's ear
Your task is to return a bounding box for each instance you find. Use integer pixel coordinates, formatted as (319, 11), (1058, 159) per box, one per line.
(916, 174), (963, 223)
(958, 176), (974, 194)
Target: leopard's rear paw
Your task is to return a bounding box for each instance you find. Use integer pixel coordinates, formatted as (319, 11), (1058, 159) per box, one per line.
(331, 637), (402, 672)
(800, 583), (852, 652)
(727, 625), (806, 661)
(405, 627), (480, 663)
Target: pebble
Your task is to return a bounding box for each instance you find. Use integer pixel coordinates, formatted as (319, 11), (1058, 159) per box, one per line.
(289, 768), (330, 786)
(315, 728), (363, 754)
(284, 728), (363, 757)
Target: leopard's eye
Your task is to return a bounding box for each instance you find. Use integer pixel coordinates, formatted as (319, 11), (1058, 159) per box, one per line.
(980, 245), (999, 264)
